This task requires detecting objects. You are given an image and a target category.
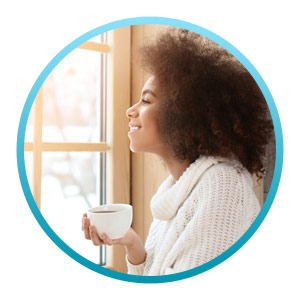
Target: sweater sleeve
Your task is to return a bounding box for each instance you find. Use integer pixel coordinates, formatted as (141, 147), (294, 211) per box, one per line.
(126, 218), (161, 275)
(163, 164), (259, 274)
(126, 255), (146, 275)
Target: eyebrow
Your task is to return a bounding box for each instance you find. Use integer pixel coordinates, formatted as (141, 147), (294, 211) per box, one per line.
(142, 89), (157, 97)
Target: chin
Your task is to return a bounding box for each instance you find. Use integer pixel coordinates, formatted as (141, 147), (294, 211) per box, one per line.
(129, 144), (141, 153)
(129, 141), (158, 154)
(130, 143), (150, 153)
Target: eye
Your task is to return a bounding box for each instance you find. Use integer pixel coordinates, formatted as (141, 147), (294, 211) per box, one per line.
(141, 98), (150, 104)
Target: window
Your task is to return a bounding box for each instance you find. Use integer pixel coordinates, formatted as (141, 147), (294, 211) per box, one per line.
(24, 27), (131, 273)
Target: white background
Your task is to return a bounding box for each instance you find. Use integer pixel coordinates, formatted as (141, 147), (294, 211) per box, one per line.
(1, 1), (299, 299)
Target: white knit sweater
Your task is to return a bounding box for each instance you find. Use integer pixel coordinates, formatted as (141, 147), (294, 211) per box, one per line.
(126, 156), (261, 276)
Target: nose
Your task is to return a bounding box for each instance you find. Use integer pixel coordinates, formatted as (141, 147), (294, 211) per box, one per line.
(126, 103), (139, 119)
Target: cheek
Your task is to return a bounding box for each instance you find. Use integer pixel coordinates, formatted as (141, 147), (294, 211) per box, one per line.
(147, 120), (162, 142)
(140, 106), (162, 140)
(153, 123), (161, 137)
(143, 112), (158, 131)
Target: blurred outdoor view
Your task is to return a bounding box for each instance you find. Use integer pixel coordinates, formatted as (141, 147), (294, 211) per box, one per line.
(25, 36), (106, 263)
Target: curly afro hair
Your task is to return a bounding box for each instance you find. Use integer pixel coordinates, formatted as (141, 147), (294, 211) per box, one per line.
(138, 28), (274, 177)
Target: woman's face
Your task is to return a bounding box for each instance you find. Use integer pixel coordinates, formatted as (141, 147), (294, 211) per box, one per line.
(126, 76), (168, 156)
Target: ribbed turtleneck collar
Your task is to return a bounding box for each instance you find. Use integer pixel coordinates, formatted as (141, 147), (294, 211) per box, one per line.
(150, 156), (222, 221)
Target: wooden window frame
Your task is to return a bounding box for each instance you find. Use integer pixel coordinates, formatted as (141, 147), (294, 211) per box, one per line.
(24, 27), (131, 273)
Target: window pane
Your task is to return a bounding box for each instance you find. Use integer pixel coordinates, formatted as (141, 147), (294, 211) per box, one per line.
(89, 33), (107, 43)
(89, 35), (101, 43)
(41, 152), (103, 262)
(42, 49), (104, 143)
(24, 152), (33, 189)
(25, 108), (34, 142)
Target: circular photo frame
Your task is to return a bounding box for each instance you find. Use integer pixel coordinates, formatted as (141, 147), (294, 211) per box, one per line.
(17, 17), (283, 283)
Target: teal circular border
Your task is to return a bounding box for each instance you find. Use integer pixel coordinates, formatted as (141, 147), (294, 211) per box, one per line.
(17, 17), (283, 284)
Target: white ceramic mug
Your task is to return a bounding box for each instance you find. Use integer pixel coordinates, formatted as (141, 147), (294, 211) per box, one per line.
(87, 204), (133, 239)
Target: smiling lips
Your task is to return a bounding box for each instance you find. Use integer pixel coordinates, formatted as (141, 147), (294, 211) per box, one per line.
(129, 123), (141, 132)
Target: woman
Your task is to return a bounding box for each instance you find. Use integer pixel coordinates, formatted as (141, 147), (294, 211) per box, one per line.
(82, 28), (273, 275)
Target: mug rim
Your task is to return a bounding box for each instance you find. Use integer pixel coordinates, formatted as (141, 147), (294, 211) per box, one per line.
(88, 204), (132, 214)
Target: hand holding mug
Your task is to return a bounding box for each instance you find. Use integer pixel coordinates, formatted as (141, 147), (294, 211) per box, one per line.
(81, 213), (137, 247)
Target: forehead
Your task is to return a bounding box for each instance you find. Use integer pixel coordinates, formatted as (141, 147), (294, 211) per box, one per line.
(142, 76), (158, 94)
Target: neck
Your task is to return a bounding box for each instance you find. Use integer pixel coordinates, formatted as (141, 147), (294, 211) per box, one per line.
(159, 154), (191, 181)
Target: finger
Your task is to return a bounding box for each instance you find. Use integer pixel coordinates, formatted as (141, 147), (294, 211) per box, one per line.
(100, 233), (119, 246)
(89, 226), (103, 246)
(81, 213), (88, 231)
(83, 217), (91, 240)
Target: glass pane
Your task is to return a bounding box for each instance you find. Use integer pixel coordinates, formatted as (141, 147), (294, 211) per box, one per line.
(89, 35), (101, 43)
(89, 32), (107, 43)
(24, 152), (33, 190)
(42, 48), (104, 143)
(25, 108), (34, 142)
(41, 152), (103, 263)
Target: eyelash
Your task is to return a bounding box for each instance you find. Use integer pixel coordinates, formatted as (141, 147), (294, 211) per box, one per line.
(141, 99), (150, 104)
